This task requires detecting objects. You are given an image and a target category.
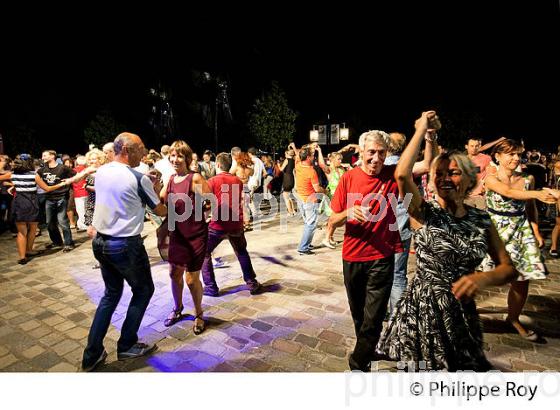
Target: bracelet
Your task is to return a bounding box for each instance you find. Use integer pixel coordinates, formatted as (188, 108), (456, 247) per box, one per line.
(425, 133), (438, 143)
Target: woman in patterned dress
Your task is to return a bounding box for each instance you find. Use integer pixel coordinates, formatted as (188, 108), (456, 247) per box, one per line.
(377, 111), (517, 371)
(83, 149), (107, 227)
(484, 139), (555, 341)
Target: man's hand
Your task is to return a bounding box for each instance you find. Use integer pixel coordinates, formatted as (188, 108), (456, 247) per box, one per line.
(347, 204), (367, 223)
(87, 225), (97, 239)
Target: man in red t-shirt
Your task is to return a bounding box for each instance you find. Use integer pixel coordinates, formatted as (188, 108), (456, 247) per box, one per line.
(329, 130), (403, 372)
(464, 138), (493, 209)
(201, 153), (262, 297)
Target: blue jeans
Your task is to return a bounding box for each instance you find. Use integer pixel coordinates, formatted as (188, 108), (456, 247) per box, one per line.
(45, 197), (73, 246)
(82, 235), (155, 368)
(297, 201), (319, 252)
(389, 236), (411, 314)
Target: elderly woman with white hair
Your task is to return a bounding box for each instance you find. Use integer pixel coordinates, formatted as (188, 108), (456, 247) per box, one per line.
(328, 127), (404, 372)
(376, 111), (518, 371)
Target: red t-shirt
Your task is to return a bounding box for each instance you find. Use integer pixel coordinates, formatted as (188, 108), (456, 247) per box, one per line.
(330, 165), (403, 262)
(207, 172), (244, 232)
(72, 165), (88, 198)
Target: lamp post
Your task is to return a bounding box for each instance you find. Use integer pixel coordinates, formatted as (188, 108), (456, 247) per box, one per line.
(310, 118), (349, 144)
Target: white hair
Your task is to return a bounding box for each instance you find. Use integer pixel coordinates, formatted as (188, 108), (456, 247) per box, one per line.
(75, 155), (87, 166)
(358, 130), (391, 151)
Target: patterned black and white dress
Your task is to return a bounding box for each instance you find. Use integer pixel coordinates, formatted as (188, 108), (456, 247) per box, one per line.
(377, 200), (493, 371)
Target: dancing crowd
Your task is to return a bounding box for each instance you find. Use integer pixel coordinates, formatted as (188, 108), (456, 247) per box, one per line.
(1, 110), (560, 372)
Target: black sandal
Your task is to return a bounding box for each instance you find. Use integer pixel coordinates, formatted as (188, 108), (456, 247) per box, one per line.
(192, 313), (205, 335)
(164, 305), (183, 327)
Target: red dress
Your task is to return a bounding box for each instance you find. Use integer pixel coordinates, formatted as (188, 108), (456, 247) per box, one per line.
(167, 173), (208, 271)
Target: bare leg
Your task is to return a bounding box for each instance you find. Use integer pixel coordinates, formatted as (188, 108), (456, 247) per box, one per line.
(67, 210), (76, 227)
(15, 222), (28, 260)
(26, 223), (38, 252)
(169, 264), (185, 311)
(185, 270), (204, 332)
(506, 280), (531, 336)
(551, 217), (560, 251)
(326, 222), (335, 242)
(283, 191), (294, 215)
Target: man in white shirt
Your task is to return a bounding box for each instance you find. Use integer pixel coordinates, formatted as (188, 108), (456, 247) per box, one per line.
(154, 144), (175, 184)
(247, 147), (266, 219)
(81, 132), (167, 372)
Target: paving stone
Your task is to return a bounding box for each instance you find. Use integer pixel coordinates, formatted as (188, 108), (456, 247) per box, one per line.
(244, 358), (272, 372)
(30, 351), (62, 370)
(54, 321), (77, 332)
(275, 317), (299, 328)
(42, 315), (66, 327)
(65, 327), (90, 340)
(272, 338), (302, 355)
(249, 331), (273, 345)
(510, 360), (547, 371)
(250, 320), (273, 332)
(0, 345), (9, 357)
(52, 340), (82, 356)
(317, 341), (347, 358)
(0, 354), (18, 370)
(21, 345), (46, 360)
(48, 362), (77, 372)
(18, 320), (42, 332)
(67, 312), (88, 322)
(27, 326), (52, 339)
(294, 334), (320, 348)
(318, 330), (344, 344)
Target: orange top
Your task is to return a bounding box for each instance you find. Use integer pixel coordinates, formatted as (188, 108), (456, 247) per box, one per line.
(295, 164), (319, 202)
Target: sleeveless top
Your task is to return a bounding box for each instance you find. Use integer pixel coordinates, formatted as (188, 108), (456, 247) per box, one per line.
(167, 173), (207, 238)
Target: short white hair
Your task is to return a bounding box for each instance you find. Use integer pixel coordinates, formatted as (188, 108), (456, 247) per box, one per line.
(75, 155), (87, 166)
(358, 130), (391, 151)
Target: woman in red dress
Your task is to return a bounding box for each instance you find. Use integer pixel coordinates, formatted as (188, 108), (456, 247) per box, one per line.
(161, 140), (212, 334)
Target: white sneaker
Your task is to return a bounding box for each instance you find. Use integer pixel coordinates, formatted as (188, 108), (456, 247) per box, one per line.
(321, 239), (336, 249)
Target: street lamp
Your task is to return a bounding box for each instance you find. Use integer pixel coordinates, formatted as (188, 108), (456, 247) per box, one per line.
(309, 125), (319, 142)
(340, 123), (349, 141)
(309, 119), (349, 144)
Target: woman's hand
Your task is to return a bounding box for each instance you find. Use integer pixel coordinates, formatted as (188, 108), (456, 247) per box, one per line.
(452, 273), (488, 301)
(537, 189), (557, 204)
(414, 110), (436, 134)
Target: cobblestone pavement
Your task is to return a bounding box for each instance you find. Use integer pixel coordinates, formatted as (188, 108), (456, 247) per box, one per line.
(1, 212), (559, 372)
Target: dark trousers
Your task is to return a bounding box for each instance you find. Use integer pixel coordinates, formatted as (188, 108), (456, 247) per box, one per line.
(45, 197), (73, 246)
(82, 235), (154, 368)
(202, 228), (256, 289)
(343, 256), (394, 371)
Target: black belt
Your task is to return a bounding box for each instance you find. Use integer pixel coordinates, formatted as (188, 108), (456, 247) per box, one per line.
(487, 207), (524, 217)
(97, 233), (140, 240)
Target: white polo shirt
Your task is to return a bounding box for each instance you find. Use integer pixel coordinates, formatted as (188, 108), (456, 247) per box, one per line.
(92, 161), (160, 237)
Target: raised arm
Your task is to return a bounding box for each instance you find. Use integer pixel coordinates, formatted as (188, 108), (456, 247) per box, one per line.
(35, 174), (66, 192)
(395, 111), (434, 220)
(337, 144), (359, 154)
(316, 146), (329, 174)
(480, 137), (506, 153)
(412, 130), (437, 176)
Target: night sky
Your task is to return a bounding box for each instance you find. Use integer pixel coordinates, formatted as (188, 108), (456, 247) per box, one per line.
(1, 2), (558, 156)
